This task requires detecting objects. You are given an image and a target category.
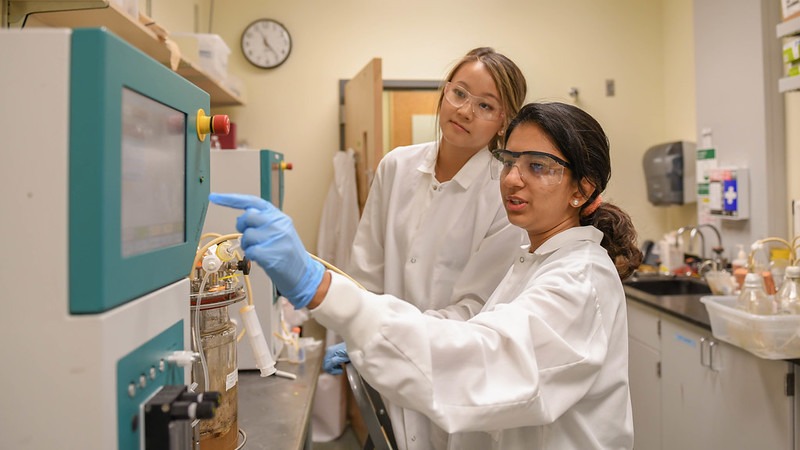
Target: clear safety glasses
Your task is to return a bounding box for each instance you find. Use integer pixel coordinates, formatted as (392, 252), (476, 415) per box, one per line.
(491, 149), (571, 185)
(442, 82), (504, 121)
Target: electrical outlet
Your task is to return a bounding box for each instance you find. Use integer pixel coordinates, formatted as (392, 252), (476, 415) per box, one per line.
(605, 79), (615, 97)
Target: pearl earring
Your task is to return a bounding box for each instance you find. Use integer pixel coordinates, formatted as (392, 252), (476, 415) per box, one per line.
(572, 199), (580, 206)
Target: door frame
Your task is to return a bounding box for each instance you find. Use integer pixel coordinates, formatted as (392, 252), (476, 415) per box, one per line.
(338, 79), (441, 151)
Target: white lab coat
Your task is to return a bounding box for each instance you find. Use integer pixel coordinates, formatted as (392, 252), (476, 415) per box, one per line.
(313, 226), (634, 450)
(346, 141), (526, 319)
(317, 148), (359, 268)
(313, 149), (359, 441)
(345, 141), (526, 447)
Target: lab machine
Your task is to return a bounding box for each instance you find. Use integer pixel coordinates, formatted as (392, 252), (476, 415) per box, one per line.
(203, 148), (293, 368)
(0, 28), (229, 449)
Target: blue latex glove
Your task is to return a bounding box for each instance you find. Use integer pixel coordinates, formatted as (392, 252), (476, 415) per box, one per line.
(208, 193), (325, 309)
(323, 342), (350, 375)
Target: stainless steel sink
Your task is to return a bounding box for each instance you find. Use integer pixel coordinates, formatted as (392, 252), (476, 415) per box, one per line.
(623, 274), (712, 303)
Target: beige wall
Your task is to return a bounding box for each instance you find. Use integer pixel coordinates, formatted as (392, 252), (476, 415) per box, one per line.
(149, 0), (699, 252)
(788, 92), (800, 235)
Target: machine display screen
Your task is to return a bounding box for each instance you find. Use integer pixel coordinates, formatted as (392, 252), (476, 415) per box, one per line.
(120, 88), (186, 257)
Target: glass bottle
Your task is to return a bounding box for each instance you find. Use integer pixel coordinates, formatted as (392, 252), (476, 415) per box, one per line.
(737, 272), (775, 315)
(770, 248), (792, 292)
(192, 305), (239, 449)
(777, 266), (800, 315)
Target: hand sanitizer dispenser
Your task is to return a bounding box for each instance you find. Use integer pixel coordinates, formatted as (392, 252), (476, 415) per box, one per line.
(642, 141), (697, 206)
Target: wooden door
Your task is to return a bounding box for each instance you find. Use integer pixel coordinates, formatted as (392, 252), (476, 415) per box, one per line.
(387, 90), (440, 151)
(344, 58), (383, 212)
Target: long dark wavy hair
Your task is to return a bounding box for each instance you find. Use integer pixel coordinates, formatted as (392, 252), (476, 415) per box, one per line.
(504, 102), (643, 279)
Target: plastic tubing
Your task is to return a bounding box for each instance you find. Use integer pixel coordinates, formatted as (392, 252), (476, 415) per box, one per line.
(791, 236), (800, 265)
(751, 237), (794, 267)
(309, 253), (365, 290)
(195, 273), (211, 392)
(190, 233), (243, 281)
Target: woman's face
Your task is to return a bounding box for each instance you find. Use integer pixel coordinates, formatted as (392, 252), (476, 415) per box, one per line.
(439, 61), (504, 153)
(500, 123), (584, 248)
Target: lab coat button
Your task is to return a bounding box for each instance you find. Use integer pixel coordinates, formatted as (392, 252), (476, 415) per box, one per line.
(411, 436), (416, 442)
(411, 257), (417, 263)
(520, 257), (525, 263)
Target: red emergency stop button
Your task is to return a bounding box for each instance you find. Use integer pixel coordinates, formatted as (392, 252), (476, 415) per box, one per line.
(196, 109), (230, 142)
(211, 115), (230, 135)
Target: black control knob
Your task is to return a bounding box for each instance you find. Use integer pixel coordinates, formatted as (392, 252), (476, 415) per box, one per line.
(195, 401), (217, 419)
(237, 258), (251, 275)
(198, 391), (222, 407)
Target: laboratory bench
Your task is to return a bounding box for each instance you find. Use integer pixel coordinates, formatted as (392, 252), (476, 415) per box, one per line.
(237, 343), (323, 450)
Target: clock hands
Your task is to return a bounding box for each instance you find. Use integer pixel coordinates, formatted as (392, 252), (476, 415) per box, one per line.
(260, 32), (277, 56)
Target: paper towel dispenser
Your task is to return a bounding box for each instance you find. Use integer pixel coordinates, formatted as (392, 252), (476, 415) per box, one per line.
(642, 141), (696, 206)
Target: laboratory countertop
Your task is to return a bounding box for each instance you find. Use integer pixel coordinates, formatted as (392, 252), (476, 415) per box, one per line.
(625, 284), (800, 365)
(237, 344), (323, 450)
(624, 287), (712, 331)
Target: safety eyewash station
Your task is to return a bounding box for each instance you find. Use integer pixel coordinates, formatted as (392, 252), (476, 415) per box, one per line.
(4, 0), (800, 449)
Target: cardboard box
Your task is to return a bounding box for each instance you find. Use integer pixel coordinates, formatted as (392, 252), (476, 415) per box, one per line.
(782, 0), (800, 21)
(784, 38), (800, 64)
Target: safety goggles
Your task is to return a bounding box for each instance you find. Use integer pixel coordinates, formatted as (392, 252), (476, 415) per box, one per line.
(491, 149), (571, 185)
(442, 82), (504, 121)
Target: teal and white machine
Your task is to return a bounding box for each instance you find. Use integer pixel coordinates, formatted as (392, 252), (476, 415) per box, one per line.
(205, 148), (291, 367)
(0, 28), (226, 449)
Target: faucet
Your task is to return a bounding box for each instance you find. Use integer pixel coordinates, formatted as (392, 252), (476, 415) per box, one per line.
(688, 227), (707, 259)
(675, 225), (705, 259)
(695, 223), (725, 267)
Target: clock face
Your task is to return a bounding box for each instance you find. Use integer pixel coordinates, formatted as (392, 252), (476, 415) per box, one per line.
(241, 19), (292, 69)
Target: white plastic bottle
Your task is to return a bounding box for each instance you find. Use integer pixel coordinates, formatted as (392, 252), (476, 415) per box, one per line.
(737, 272), (775, 315)
(777, 266), (800, 315)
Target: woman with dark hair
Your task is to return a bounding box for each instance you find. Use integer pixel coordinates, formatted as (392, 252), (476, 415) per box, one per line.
(209, 101), (642, 449)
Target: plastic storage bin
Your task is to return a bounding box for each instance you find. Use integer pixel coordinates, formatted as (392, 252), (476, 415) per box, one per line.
(171, 33), (231, 81)
(701, 295), (800, 359)
(110, 0), (138, 18)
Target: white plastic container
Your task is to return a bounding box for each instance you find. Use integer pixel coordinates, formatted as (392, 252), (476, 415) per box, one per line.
(171, 33), (231, 81)
(110, 0), (138, 18)
(701, 295), (800, 359)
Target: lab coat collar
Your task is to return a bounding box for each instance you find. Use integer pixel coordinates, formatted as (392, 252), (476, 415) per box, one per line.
(531, 226), (604, 256)
(417, 143), (491, 190)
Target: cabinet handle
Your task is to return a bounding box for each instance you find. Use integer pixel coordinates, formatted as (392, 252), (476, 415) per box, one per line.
(708, 340), (718, 372)
(699, 337), (708, 367)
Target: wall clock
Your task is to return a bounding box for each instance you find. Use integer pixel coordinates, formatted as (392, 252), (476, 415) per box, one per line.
(241, 19), (292, 69)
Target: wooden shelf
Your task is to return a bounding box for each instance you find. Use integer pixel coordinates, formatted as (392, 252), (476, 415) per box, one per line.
(177, 59), (244, 107)
(17, 0), (244, 106)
